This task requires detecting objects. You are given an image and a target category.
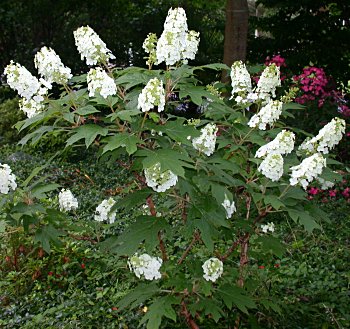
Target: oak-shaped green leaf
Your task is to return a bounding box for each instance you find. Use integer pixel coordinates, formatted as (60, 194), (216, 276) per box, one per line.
(66, 124), (108, 148)
(102, 133), (142, 155)
(139, 296), (179, 329)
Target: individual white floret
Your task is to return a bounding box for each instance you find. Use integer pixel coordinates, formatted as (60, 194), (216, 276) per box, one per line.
(261, 222), (275, 233)
(255, 130), (295, 158)
(290, 153), (326, 189)
(202, 257), (223, 282)
(221, 195), (236, 219)
(230, 60), (252, 95)
(258, 153), (284, 181)
(0, 164), (17, 194)
(58, 189), (78, 212)
(4, 61), (41, 100)
(34, 46), (72, 85)
(128, 253), (162, 281)
(87, 67), (117, 99)
(248, 100), (283, 130)
(298, 117), (346, 154)
(137, 77), (165, 112)
(73, 26), (115, 66)
(144, 163), (178, 192)
(256, 63), (281, 101)
(94, 197), (117, 224)
(192, 123), (218, 156)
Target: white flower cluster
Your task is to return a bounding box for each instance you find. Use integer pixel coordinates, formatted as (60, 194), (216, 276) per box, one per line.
(128, 253), (162, 281)
(202, 257), (223, 282)
(230, 61), (252, 96)
(73, 26), (115, 66)
(58, 189), (78, 212)
(290, 153), (326, 189)
(248, 100), (283, 130)
(137, 77), (165, 112)
(4, 61), (41, 100)
(258, 154), (284, 181)
(261, 222), (275, 233)
(94, 198), (117, 223)
(34, 46), (72, 85)
(144, 163), (178, 192)
(4, 61), (48, 118)
(142, 33), (158, 67)
(255, 130), (295, 158)
(192, 123), (218, 156)
(156, 7), (200, 65)
(299, 117), (346, 154)
(256, 64), (281, 101)
(316, 176), (335, 190)
(230, 61), (281, 106)
(221, 195), (236, 219)
(0, 164), (17, 194)
(19, 98), (45, 118)
(182, 30), (200, 63)
(87, 67), (117, 99)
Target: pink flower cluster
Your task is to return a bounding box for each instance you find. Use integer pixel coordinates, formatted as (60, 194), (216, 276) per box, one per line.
(265, 55), (286, 68)
(293, 66), (350, 116)
(293, 67), (330, 106)
(307, 179), (350, 203)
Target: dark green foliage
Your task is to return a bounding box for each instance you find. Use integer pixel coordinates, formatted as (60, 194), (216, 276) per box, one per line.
(0, 0), (225, 74)
(248, 0), (350, 84)
(0, 97), (24, 145)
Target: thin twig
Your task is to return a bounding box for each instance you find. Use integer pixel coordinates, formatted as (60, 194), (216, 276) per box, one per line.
(178, 231), (200, 265)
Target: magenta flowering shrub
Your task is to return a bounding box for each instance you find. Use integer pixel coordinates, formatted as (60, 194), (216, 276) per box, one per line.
(292, 66), (349, 116)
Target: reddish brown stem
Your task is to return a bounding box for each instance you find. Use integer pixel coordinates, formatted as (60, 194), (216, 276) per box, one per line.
(178, 231), (200, 265)
(220, 232), (249, 261)
(181, 300), (199, 329)
(238, 233), (250, 287)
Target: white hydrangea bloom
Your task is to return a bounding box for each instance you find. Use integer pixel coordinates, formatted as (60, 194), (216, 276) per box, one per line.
(290, 153), (326, 189)
(230, 60), (252, 95)
(94, 197), (117, 224)
(19, 97), (45, 118)
(58, 189), (78, 212)
(0, 164), (17, 194)
(144, 163), (178, 192)
(137, 77), (165, 112)
(4, 61), (41, 100)
(258, 153), (284, 181)
(73, 26), (115, 66)
(221, 195), (236, 219)
(261, 222), (275, 233)
(248, 100), (283, 130)
(298, 117), (346, 154)
(128, 253), (162, 281)
(202, 257), (223, 282)
(34, 46), (72, 85)
(142, 33), (158, 67)
(256, 63), (281, 101)
(192, 123), (218, 156)
(87, 67), (117, 99)
(156, 7), (199, 65)
(255, 130), (295, 158)
(316, 176), (335, 190)
(182, 30), (200, 62)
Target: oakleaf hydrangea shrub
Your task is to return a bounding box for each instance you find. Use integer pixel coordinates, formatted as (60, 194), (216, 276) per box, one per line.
(1, 7), (347, 328)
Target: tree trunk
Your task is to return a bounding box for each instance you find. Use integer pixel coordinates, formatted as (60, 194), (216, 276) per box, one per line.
(222, 0), (249, 82)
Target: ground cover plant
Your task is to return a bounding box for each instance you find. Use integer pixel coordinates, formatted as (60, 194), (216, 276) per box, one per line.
(1, 7), (349, 329)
